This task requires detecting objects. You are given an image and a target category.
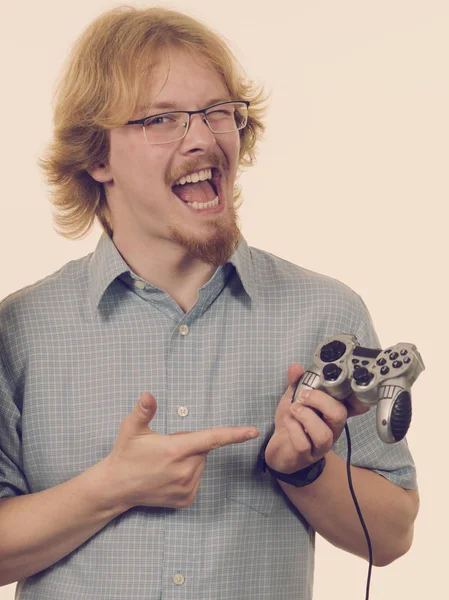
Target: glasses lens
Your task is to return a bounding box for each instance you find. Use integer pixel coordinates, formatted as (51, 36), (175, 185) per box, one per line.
(143, 112), (188, 144)
(206, 102), (248, 133)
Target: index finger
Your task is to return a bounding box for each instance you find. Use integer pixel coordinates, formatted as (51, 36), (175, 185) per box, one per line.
(345, 392), (371, 417)
(177, 426), (260, 456)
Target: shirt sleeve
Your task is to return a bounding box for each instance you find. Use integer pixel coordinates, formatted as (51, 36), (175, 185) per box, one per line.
(0, 343), (29, 498)
(332, 294), (418, 491)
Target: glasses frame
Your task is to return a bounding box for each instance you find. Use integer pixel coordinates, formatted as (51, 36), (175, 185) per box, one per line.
(125, 100), (250, 145)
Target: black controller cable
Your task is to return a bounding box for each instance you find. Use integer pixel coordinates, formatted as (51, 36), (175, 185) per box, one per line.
(344, 423), (373, 600)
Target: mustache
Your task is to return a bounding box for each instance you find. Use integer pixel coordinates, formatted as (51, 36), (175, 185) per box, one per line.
(166, 152), (228, 186)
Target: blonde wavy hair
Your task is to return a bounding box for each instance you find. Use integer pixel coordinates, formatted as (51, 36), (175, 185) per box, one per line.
(40, 5), (268, 239)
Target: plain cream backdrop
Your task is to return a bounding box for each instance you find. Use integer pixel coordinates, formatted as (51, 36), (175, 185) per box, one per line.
(0, 0), (447, 598)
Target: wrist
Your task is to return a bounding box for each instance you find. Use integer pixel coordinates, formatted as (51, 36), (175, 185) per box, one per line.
(263, 453), (326, 488)
(92, 456), (134, 516)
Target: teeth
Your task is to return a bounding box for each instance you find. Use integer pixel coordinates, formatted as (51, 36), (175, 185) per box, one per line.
(175, 168), (212, 186)
(186, 196), (219, 210)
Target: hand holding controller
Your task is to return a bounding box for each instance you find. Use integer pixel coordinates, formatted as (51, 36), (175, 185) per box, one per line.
(292, 334), (425, 443)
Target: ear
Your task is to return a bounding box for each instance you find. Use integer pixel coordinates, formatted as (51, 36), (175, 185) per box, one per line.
(87, 163), (113, 183)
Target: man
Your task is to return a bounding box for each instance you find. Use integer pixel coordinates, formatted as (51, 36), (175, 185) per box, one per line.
(0, 6), (418, 599)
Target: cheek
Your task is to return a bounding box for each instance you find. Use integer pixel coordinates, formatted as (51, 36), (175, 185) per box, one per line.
(222, 134), (240, 173)
(109, 136), (167, 188)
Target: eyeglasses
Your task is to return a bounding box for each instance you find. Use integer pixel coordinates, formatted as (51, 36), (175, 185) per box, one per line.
(125, 100), (250, 145)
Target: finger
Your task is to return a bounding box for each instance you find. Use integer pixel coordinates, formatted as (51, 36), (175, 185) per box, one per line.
(345, 392), (371, 417)
(179, 426), (259, 456)
(282, 411), (317, 460)
(287, 363), (305, 390)
(294, 388), (347, 437)
(289, 403), (334, 454)
(130, 392), (157, 429)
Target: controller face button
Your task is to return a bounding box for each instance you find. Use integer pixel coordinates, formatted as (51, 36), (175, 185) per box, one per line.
(362, 360), (370, 366)
(392, 360), (403, 369)
(377, 358), (387, 366)
(323, 363), (342, 381)
(403, 356), (411, 364)
(352, 358), (360, 364)
(389, 352), (399, 360)
(400, 349), (408, 356)
(380, 366), (390, 375)
(320, 340), (347, 362)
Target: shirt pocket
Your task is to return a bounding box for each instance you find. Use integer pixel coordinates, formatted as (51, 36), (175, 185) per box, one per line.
(225, 419), (282, 517)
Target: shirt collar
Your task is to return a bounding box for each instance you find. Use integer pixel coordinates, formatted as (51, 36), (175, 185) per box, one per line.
(88, 233), (130, 310)
(227, 237), (257, 300)
(88, 233), (257, 312)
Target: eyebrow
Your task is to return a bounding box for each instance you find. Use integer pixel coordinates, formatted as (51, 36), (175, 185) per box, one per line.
(139, 98), (232, 114)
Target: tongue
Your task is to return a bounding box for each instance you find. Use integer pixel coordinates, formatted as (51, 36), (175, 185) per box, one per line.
(172, 180), (216, 204)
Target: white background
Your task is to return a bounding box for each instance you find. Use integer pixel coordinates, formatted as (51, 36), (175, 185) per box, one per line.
(0, 1), (447, 598)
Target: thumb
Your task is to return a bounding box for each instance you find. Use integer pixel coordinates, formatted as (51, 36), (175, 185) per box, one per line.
(287, 363), (305, 392)
(132, 392), (157, 430)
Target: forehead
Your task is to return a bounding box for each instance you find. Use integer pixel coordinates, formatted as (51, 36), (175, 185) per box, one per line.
(139, 49), (230, 114)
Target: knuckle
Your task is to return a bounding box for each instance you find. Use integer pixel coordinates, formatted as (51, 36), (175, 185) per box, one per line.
(293, 435), (312, 455)
(208, 431), (222, 451)
(177, 487), (198, 508)
(328, 405), (347, 427)
(177, 496), (193, 508)
(177, 465), (194, 486)
(315, 429), (334, 450)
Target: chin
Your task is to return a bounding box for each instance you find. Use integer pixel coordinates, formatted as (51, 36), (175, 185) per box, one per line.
(169, 218), (241, 267)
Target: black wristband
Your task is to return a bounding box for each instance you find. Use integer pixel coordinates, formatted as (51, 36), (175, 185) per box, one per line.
(263, 454), (326, 488)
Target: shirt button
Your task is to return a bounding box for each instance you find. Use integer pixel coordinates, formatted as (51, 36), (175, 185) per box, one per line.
(173, 574), (185, 586)
(178, 324), (190, 336)
(134, 280), (145, 290)
(178, 406), (189, 418)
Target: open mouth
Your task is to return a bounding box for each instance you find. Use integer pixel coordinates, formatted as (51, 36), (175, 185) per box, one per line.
(171, 167), (222, 212)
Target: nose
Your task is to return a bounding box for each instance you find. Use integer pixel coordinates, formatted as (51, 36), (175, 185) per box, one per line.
(179, 112), (216, 154)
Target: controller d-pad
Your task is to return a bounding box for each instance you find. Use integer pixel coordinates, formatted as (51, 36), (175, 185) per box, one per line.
(353, 367), (374, 387)
(320, 340), (347, 363)
(323, 363), (342, 381)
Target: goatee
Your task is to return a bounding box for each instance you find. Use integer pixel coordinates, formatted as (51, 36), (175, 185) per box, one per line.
(169, 212), (241, 267)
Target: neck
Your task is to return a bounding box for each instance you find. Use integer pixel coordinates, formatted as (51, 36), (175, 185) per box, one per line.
(112, 233), (218, 313)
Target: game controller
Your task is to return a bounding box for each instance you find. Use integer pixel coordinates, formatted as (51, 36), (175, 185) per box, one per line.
(292, 334), (425, 444)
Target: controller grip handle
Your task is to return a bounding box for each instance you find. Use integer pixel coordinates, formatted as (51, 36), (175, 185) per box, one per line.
(390, 390), (412, 441)
(377, 388), (412, 444)
(292, 369), (321, 403)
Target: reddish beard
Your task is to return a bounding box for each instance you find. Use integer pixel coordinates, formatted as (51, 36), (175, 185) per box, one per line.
(168, 207), (241, 267)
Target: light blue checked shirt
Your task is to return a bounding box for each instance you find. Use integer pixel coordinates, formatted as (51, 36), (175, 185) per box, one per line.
(0, 233), (416, 599)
